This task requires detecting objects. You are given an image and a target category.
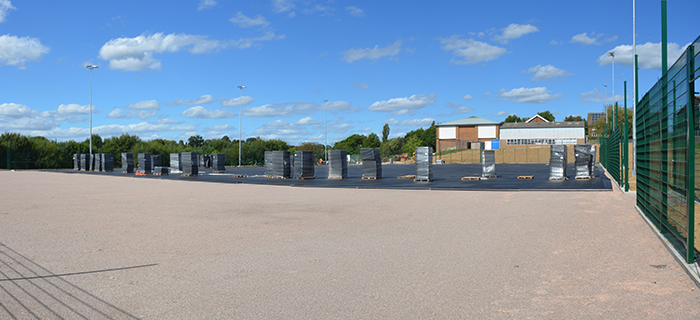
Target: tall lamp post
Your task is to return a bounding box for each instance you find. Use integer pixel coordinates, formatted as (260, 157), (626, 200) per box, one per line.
(86, 65), (98, 155)
(603, 84), (608, 130)
(324, 99), (328, 164)
(608, 52), (615, 130)
(237, 85), (246, 167)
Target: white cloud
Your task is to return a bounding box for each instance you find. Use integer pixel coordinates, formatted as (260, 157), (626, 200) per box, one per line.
(222, 96), (254, 107)
(346, 6), (364, 17)
(126, 100), (160, 110)
(198, 0), (216, 10)
(439, 35), (507, 65)
(272, 0), (295, 13)
(353, 82), (369, 90)
(397, 118), (435, 127)
(181, 106), (236, 119)
(462, 94), (473, 100)
(494, 111), (510, 117)
(0, 103), (35, 118)
(204, 124), (236, 132)
(303, 4), (333, 15)
(368, 94), (437, 114)
(0, 35), (50, 69)
(494, 24), (539, 43)
(0, 0), (15, 23)
(341, 41), (401, 63)
(56, 104), (90, 115)
(295, 117), (317, 125)
(98, 32), (284, 71)
(0, 117), (57, 130)
(579, 87), (622, 103)
(157, 117), (182, 124)
(319, 100), (352, 111)
(244, 102), (314, 117)
(524, 64), (573, 81)
(446, 102), (474, 114)
(597, 42), (688, 70)
(170, 94), (215, 106)
(497, 87), (563, 103)
(230, 12), (271, 29)
(570, 32), (609, 45)
(106, 108), (157, 120)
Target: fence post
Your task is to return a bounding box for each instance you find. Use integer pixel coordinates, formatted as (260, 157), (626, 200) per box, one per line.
(6, 138), (10, 170)
(624, 81), (629, 192)
(684, 44), (695, 263)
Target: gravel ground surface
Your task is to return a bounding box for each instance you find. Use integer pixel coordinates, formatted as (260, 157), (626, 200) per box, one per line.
(0, 170), (698, 319)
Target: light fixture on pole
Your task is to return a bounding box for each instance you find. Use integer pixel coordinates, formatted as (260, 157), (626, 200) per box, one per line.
(324, 99), (328, 165)
(237, 85), (246, 167)
(86, 65), (98, 155)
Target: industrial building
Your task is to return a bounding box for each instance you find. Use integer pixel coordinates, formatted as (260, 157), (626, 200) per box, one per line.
(500, 121), (586, 146)
(435, 116), (499, 151)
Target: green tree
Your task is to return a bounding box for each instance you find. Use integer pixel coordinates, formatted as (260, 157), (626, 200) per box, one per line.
(382, 124), (390, 144)
(187, 135), (204, 148)
(593, 104), (633, 137)
(502, 114), (523, 124)
(380, 137), (405, 157)
(402, 135), (423, 154)
(537, 110), (555, 122)
(363, 133), (381, 148)
(564, 115), (584, 121)
(333, 134), (365, 154)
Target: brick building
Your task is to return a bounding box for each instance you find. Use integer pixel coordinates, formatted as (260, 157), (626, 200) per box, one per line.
(435, 116), (499, 151)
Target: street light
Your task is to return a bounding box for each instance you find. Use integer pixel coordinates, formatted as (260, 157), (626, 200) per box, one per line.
(237, 85), (246, 167)
(324, 99), (328, 165)
(86, 65), (98, 155)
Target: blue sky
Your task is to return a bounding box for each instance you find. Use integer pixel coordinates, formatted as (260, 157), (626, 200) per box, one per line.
(0, 0), (697, 144)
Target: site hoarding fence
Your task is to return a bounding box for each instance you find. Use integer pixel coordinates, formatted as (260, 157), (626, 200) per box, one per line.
(635, 36), (699, 264)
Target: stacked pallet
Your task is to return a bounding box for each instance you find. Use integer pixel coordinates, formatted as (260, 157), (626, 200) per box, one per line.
(549, 145), (568, 180)
(293, 150), (315, 179)
(102, 153), (114, 172)
(361, 148), (381, 179)
(94, 154), (102, 172)
(589, 145), (597, 177)
(481, 150), (496, 178)
(170, 153), (182, 172)
(138, 153), (152, 173)
(264, 151), (272, 176)
(269, 151), (291, 179)
(89, 154), (96, 171)
(181, 152), (198, 176)
(153, 166), (169, 175)
(151, 154), (162, 172)
(212, 153), (226, 172)
(122, 153), (134, 173)
(328, 150), (347, 179)
(415, 147), (433, 181)
(574, 144), (593, 179)
(73, 154), (79, 170)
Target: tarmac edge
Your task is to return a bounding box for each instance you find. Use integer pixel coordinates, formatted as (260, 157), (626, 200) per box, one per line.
(635, 205), (700, 289)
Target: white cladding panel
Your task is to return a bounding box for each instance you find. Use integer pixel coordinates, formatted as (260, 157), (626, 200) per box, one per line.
(499, 127), (585, 139)
(478, 125), (497, 139)
(439, 126), (456, 139)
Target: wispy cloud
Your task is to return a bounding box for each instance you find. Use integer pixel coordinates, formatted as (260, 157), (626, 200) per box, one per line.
(497, 87), (562, 103)
(523, 65), (573, 81)
(494, 23), (539, 43)
(341, 41), (401, 63)
(0, 0), (16, 23)
(230, 12), (271, 29)
(438, 35), (507, 65)
(198, 0), (217, 10)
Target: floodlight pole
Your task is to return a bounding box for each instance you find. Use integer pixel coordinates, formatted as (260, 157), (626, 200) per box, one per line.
(603, 84), (608, 130)
(237, 85), (246, 167)
(86, 65), (98, 155)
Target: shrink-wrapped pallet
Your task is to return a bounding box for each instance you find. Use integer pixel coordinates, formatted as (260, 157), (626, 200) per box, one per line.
(361, 148), (381, 179)
(549, 145), (568, 180)
(328, 150), (348, 179)
(415, 147), (433, 181)
(293, 151), (315, 179)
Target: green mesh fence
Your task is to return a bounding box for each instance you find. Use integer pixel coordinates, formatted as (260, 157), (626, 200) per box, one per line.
(636, 36), (699, 263)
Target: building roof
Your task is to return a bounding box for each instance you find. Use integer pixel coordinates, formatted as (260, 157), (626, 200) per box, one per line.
(525, 114), (550, 123)
(436, 116), (498, 127)
(500, 121), (585, 129)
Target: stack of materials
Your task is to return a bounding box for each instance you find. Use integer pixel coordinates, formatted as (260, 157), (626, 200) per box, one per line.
(153, 166), (168, 175)
(415, 147), (433, 181)
(328, 150), (348, 179)
(361, 148), (382, 179)
(170, 153), (182, 172)
(549, 145), (568, 180)
(590, 145), (597, 177)
(88, 154), (95, 171)
(121, 153), (134, 173)
(574, 144), (593, 179)
(481, 150), (496, 178)
(198, 155), (211, 168)
(81, 154), (89, 171)
(293, 151), (315, 179)
(151, 154), (162, 172)
(264, 151), (272, 176)
(93, 154), (102, 172)
(73, 154), (79, 170)
(269, 151), (291, 179)
(181, 152), (198, 176)
(138, 153), (152, 173)
(212, 153), (226, 171)
(102, 153), (114, 172)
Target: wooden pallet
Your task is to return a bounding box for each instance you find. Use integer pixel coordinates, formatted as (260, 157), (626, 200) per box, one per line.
(362, 176), (381, 180)
(153, 173), (169, 176)
(181, 173), (197, 177)
(414, 179), (433, 182)
(461, 176), (481, 181)
(121, 171), (133, 174)
(230, 174), (248, 178)
(549, 177), (567, 181)
(327, 177), (345, 180)
(575, 176), (592, 180)
(518, 175), (534, 180)
(269, 176), (289, 180)
(295, 176), (316, 180)
(482, 175), (497, 179)
(212, 170), (226, 173)
(397, 174), (416, 179)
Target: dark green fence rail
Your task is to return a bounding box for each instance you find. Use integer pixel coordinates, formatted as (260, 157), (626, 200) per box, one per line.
(636, 36), (699, 264)
(602, 128), (622, 185)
